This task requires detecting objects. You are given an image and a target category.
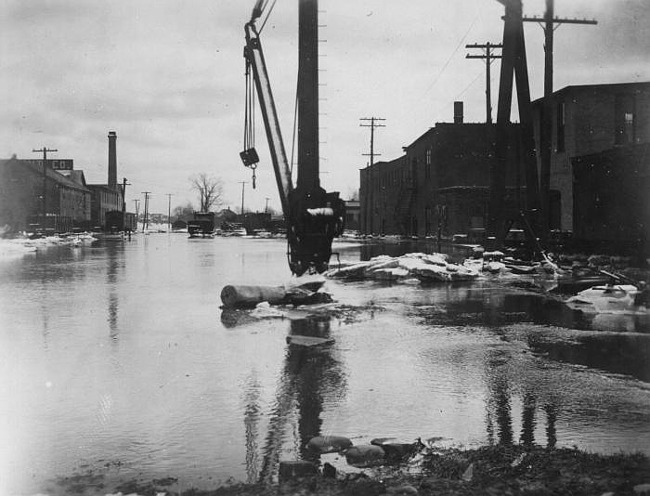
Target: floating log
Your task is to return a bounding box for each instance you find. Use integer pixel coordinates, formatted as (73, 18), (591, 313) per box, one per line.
(220, 285), (287, 308)
(220, 279), (327, 309)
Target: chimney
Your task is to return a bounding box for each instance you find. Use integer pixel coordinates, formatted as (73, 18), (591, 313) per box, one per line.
(453, 101), (464, 124)
(108, 131), (117, 189)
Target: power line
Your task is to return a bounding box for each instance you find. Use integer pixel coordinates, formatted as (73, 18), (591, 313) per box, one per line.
(421, 12), (481, 98)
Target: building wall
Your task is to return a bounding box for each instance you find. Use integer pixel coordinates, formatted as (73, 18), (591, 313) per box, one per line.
(343, 199), (360, 231)
(572, 143), (649, 255)
(533, 82), (650, 231)
(360, 122), (527, 238)
(89, 185), (122, 229)
(0, 158), (91, 232)
(360, 156), (409, 235)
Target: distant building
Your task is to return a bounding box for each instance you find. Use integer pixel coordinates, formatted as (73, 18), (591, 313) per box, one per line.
(87, 184), (122, 229)
(532, 82), (650, 232)
(0, 156), (91, 232)
(344, 198), (360, 231)
(86, 131), (130, 231)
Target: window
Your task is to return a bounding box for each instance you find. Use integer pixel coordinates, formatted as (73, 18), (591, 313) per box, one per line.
(425, 148), (432, 179)
(556, 101), (565, 152)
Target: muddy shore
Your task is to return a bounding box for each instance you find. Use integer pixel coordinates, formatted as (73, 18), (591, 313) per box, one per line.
(49, 446), (650, 496)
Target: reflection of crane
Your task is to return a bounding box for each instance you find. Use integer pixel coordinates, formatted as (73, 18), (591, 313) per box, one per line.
(257, 316), (345, 483)
(241, 0), (345, 276)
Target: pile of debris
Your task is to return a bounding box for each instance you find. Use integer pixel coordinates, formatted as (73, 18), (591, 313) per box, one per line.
(325, 253), (479, 283)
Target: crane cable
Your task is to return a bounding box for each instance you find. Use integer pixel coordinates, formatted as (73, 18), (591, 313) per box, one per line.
(243, 55), (257, 188)
(259, 0), (277, 33)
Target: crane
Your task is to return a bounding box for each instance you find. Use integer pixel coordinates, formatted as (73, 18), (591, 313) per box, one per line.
(241, 0), (345, 276)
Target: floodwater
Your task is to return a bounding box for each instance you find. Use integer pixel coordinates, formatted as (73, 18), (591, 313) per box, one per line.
(0, 235), (649, 495)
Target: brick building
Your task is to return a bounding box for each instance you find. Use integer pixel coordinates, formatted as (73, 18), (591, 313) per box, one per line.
(360, 104), (528, 238)
(0, 156), (91, 232)
(572, 143), (649, 255)
(532, 82), (650, 232)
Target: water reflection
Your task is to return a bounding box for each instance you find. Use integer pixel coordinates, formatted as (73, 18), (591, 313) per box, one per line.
(243, 371), (261, 483)
(106, 243), (124, 344)
(528, 333), (650, 382)
(254, 316), (345, 483)
(484, 347), (559, 449)
(414, 286), (650, 381)
(485, 350), (514, 446)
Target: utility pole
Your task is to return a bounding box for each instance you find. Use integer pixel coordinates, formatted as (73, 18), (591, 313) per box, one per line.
(360, 117), (385, 235)
(121, 178), (130, 232)
(490, 0), (540, 250)
(141, 192), (151, 233)
(239, 181), (248, 215)
(132, 199), (140, 230)
(166, 193), (173, 232)
(523, 1), (597, 241)
(360, 117), (385, 167)
(465, 43), (503, 124)
(32, 147), (57, 231)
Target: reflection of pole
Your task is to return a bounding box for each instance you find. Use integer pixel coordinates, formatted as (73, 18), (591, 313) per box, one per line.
(543, 403), (558, 448)
(32, 147), (58, 230)
(520, 393), (536, 446)
(243, 371), (261, 483)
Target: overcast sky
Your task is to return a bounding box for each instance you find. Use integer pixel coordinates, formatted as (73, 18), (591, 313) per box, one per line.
(1, 0), (648, 214)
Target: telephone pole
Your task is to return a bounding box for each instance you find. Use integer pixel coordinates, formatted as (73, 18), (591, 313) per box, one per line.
(166, 193), (173, 232)
(490, 0), (540, 249)
(121, 178), (130, 232)
(360, 117), (385, 235)
(523, 0), (597, 241)
(360, 117), (386, 167)
(465, 42), (503, 124)
(141, 192), (151, 232)
(32, 147), (57, 230)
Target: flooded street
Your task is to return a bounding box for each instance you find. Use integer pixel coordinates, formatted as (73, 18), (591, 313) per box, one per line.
(0, 234), (649, 495)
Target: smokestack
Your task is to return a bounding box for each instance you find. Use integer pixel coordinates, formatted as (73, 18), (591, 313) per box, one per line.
(454, 101), (464, 124)
(108, 131), (117, 189)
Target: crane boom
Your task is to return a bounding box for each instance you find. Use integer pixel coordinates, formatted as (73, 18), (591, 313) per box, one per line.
(242, 1), (345, 276)
(243, 21), (293, 219)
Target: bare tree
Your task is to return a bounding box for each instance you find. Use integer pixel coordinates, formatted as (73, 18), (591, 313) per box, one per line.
(190, 173), (224, 212)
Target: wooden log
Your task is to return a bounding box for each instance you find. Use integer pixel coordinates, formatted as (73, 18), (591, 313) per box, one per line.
(221, 279), (328, 309)
(220, 285), (287, 309)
